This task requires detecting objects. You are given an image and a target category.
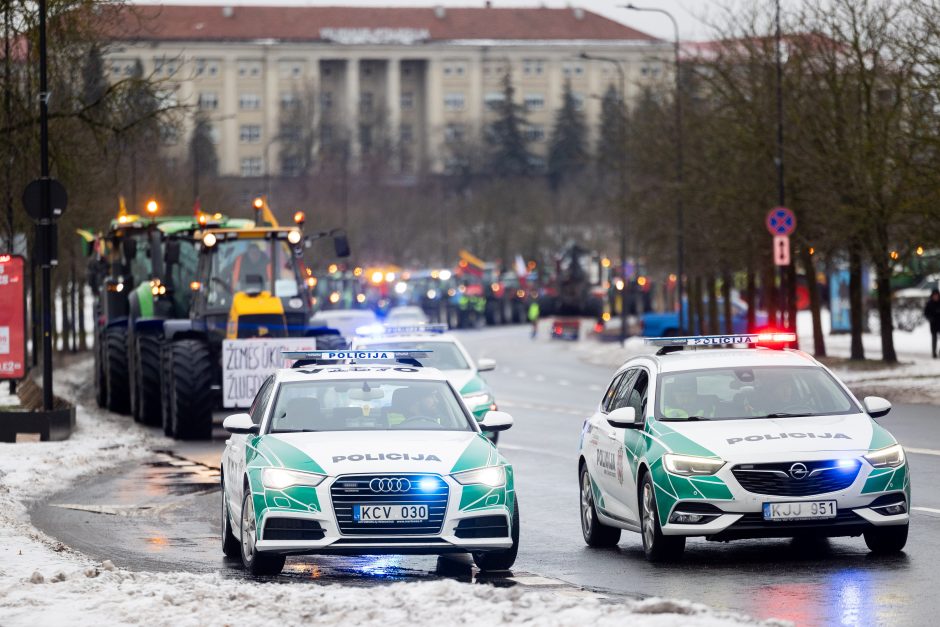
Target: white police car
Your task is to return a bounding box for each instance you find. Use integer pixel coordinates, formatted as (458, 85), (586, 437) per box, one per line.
(220, 350), (518, 575)
(579, 333), (910, 561)
(351, 325), (501, 441)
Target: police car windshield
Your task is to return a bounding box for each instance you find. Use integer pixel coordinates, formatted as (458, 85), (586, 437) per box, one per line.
(268, 379), (473, 433)
(359, 342), (470, 370)
(656, 366), (859, 421)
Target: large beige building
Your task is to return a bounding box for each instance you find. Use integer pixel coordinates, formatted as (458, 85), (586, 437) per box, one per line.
(106, 5), (670, 176)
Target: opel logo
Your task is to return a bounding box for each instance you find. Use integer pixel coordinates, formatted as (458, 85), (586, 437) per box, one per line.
(370, 477), (412, 493)
(789, 463), (808, 480)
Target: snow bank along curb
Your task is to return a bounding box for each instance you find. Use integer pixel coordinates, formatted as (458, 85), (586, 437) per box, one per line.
(0, 357), (774, 627)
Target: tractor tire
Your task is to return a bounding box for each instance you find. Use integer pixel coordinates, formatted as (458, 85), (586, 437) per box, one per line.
(135, 334), (164, 427)
(104, 326), (131, 414)
(94, 335), (107, 408)
(165, 338), (215, 440)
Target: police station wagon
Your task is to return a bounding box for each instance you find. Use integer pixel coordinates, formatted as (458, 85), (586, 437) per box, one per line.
(578, 333), (910, 561)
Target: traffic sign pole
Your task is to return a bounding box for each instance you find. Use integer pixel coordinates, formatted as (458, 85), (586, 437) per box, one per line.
(38, 0), (53, 411)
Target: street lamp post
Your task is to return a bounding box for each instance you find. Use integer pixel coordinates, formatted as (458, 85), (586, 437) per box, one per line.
(623, 4), (685, 333)
(579, 53), (629, 346)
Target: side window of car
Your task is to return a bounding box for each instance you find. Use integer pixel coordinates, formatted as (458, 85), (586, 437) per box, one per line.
(249, 376), (274, 425)
(601, 373), (625, 413)
(611, 369), (639, 411)
(626, 370), (649, 418)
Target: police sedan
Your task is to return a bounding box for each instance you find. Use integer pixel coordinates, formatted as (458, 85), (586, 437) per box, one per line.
(220, 350), (518, 575)
(578, 333), (909, 561)
(351, 325), (502, 442)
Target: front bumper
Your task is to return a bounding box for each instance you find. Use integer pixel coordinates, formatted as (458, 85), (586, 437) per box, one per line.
(657, 458), (910, 540)
(252, 474), (514, 555)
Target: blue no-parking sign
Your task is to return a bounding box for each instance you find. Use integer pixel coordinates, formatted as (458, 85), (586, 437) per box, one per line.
(766, 207), (796, 236)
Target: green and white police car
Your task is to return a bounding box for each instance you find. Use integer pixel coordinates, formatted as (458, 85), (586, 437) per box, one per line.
(220, 350), (518, 576)
(578, 333), (910, 561)
(351, 325), (502, 442)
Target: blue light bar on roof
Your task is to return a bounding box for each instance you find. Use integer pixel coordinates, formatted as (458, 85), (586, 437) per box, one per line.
(644, 332), (796, 347)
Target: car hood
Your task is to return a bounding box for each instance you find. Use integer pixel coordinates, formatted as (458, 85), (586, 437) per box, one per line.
(441, 370), (485, 395)
(260, 430), (500, 476)
(658, 412), (885, 463)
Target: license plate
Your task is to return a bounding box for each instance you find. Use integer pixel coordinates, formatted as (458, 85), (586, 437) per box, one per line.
(763, 500), (837, 521)
(353, 504), (429, 523)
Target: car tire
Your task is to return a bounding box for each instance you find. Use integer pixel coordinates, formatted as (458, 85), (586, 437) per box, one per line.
(166, 339), (214, 440)
(472, 498), (519, 571)
(640, 473), (685, 561)
(240, 489), (285, 576)
(221, 476), (241, 558)
(104, 326), (131, 414)
(135, 334), (163, 427)
(864, 524), (908, 553)
(579, 465), (621, 547)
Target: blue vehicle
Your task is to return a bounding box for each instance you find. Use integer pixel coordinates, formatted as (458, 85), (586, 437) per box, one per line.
(641, 297), (766, 337)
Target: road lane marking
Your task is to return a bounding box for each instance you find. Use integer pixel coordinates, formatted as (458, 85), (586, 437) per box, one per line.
(498, 443), (569, 459)
(559, 379), (570, 386)
(534, 374), (545, 382)
(905, 447), (940, 457)
(498, 399), (586, 417)
(588, 384), (602, 392)
(912, 507), (940, 516)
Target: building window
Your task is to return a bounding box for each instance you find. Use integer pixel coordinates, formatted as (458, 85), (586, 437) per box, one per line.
(400, 123), (413, 143)
(522, 59), (546, 76)
(237, 60), (263, 78)
(280, 92), (299, 110)
(401, 91), (414, 110)
(241, 157), (263, 177)
(195, 58), (220, 78)
(525, 124), (546, 142)
(528, 155), (546, 169)
(572, 92), (585, 110)
(239, 124), (262, 144)
(239, 93), (261, 110)
(360, 91), (373, 114)
(320, 123), (333, 143)
(444, 92), (465, 111)
(282, 156), (302, 177)
(641, 64), (662, 78)
(562, 62), (585, 77)
(444, 123), (465, 144)
(443, 61), (467, 77)
(321, 91), (333, 110)
(197, 92), (219, 110)
(483, 61), (509, 77)
(280, 124), (302, 142)
(278, 60), (304, 79)
(524, 93), (545, 111)
(160, 124), (179, 146)
(484, 92), (505, 111)
(359, 124), (372, 151)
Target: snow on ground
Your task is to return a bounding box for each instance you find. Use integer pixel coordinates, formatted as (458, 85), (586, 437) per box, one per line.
(0, 358), (775, 627)
(574, 310), (940, 403)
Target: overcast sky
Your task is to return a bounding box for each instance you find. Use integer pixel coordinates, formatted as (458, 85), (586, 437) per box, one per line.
(148, 0), (735, 41)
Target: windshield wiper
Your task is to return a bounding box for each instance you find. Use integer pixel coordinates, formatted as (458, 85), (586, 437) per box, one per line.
(756, 412), (809, 418)
(271, 428), (319, 433)
(660, 415), (709, 422)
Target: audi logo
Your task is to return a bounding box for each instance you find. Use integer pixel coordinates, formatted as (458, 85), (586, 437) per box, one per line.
(370, 477), (412, 493)
(789, 463), (808, 480)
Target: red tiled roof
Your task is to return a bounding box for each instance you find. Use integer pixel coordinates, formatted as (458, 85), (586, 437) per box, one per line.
(107, 5), (656, 43)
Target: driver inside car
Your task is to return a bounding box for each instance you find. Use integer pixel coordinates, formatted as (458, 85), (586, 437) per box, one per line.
(662, 377), (715, 419)
(231, 242), (271, 291)
(388, 387), (446, 427)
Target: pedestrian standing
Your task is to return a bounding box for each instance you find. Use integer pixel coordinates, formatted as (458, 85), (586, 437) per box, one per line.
(925, 289), (940, 358)
(527, 300), (540, 340)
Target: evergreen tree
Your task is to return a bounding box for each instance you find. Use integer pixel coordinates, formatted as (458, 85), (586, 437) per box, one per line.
(486, 72), (531, 177)
(190, 113), (219, 179)
(547, 80), (588, 190)
(81, 44), (108, 108)
(595, 84), (626, 184)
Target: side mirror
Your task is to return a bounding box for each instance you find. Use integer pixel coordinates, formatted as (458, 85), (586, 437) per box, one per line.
(333, 233), (351, 258)
(477, 357), (496, 372)
(223, 413), (259, 434)
(121, 237), (137, 262)
(479, 410), (513, 432)
(607, 406), (641, 429)
(863, 396), (892, 419)
(165, 239), (180, 265)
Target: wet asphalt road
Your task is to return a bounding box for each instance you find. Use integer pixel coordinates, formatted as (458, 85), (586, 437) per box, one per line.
(32, 326), (940, 625)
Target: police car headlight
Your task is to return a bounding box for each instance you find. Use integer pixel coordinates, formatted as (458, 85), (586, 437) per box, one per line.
(261, 468), (326, 490)
(864, 444), (905, 468)
(663, 454), (725, 476)
(453, 466), (506, 487)
(462, 393), (491, 409)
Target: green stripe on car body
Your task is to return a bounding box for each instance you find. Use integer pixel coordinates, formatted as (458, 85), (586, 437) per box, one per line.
(450, 435), (498, 473)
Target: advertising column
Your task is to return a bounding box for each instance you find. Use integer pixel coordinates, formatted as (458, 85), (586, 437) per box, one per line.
(0, 255), (26, 380)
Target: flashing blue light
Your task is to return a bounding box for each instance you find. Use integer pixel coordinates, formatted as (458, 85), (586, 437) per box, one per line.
(418, 478), (440, 492)
(837, 458), (857, 469)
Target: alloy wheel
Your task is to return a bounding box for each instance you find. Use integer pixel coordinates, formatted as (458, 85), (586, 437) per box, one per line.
(642, 482), (655, 549)
(580, 470), (593, 536)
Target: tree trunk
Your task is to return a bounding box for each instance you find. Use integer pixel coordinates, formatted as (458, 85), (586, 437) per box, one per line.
(693, 276), (706, 335)
(707, 275), (719, 334)
(746, 263), (756, 332)
(874, 259), (898, 364)
(721, 271), (733, 334)
(848, 247), (865, 360)
(802, 247), (826, 357)
(786, 254), (799, 348)
(765, 262), (777, 331)
(60, 283), (70, 353)
(78, 278), (87, 351)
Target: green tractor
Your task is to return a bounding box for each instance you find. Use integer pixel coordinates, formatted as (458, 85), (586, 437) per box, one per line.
(157, 207), (350, 439)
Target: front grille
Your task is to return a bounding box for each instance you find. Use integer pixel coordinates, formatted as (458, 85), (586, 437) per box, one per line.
(263, 517), (324, 541)
(330, 474), (449, 536)
(732, 460), (860, 497)
(455, 515), (509, 539)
